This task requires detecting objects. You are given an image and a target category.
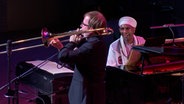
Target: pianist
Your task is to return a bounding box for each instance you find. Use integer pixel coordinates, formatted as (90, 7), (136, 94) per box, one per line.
(106, 16), (146, 69)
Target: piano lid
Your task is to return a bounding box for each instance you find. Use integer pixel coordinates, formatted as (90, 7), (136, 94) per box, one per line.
(133, 46), (184, 56)
(132, 46), (164, 54)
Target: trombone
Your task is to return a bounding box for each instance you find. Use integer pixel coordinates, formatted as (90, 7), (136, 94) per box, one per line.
(0, 27), (114, 54)
(41, 27), (114, 47)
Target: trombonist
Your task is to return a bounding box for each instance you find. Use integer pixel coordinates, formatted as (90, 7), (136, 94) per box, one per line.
(50, 11), (108, 104)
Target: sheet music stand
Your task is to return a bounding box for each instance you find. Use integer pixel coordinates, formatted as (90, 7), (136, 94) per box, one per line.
(132, 46), (164, 75)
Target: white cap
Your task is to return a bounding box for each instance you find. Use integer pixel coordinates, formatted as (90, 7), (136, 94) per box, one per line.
(118, 16), (137, 28)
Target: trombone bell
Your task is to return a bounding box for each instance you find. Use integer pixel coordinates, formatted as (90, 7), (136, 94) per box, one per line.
(41, 27), (53, 47)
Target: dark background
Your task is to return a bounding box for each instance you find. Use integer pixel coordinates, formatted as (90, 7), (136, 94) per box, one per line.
(0, 0), (184, 103)
(0, 0), (184, 43)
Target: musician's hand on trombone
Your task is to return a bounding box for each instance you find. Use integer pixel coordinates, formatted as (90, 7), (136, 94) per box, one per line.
(69, 28), (83, 44)
(49, 38), (64, 51)
(69, 34), (83, 44)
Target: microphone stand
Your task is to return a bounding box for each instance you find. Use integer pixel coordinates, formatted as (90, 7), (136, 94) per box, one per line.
(0, 50), (59, 104)
(168, 26), (176, 46)
(181, 75), (184, 104)
(4, 40), (15, 104)
(150, 23), (184, 47)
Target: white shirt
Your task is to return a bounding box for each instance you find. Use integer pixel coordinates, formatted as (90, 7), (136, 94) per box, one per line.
(106, 35), (145, 69)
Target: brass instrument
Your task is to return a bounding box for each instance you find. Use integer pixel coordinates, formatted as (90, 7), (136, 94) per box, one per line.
(41, 27), (114, 47)
(0, 27), (113, 54)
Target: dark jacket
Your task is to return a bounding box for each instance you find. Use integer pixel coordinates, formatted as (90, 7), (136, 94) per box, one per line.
(58, 35), (107, 104)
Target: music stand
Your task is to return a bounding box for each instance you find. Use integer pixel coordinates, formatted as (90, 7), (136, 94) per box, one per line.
(132, 46), (164, 75)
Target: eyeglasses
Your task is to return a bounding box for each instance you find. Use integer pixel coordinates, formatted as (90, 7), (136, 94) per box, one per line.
(81, 22), (89, 27)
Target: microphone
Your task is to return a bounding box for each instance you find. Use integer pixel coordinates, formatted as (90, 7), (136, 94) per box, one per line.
(150, 24), (174, 29)
(6, 40), (12, 56)
(163, 24), (175, 27)
(150, 23), (184, 29)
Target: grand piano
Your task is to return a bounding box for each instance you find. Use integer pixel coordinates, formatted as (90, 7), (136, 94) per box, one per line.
(106, 62), (184, 104)
(106, 38), (184, 104)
